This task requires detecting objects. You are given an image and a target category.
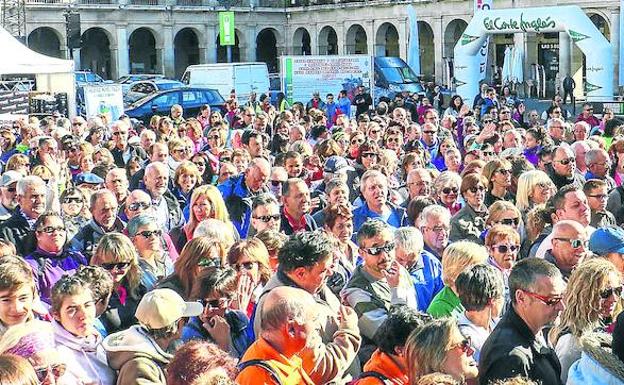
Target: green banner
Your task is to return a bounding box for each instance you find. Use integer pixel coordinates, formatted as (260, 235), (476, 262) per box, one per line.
(219, 11), (235, 46)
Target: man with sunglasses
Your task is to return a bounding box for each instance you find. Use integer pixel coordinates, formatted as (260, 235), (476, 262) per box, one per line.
(585, 148), (616, 191)
(547, 146), (586, 190)
(479, 258), (565, 385)
(110, 120), (146, 168)
(249, 193), (280, 235)
(0, 170), (22, 222)
(544, 220), (589, 281)
(419, 122), (440, 160)
(342, 219), (417, 361)
(576, 103), (600, 128)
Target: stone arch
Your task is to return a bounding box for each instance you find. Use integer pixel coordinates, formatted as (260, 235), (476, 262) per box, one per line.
(588, 13), (610, 41)
(418, 21), (435, 79)
(346, 24), (367, 54)
(80, 27), (112, 79)
(293, 27), (311, 55)
(375, 22), (399, 57)
(256, 28), (279, 72)
(28, 27), (63, 58)
(318, 25), (338, 55)
(174, 27), (200, 78)
(129, 27), (159, 74)
(443, 19), (468, 58)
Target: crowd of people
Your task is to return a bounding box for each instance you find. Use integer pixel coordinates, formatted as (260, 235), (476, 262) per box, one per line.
(0, 82), (623, 385)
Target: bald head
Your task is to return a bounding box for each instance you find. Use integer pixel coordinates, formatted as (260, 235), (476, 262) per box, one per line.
(245, 157), (271, 193)
(144, 161), (169, 199)
(551, 220), (589, 270)
(553, 220), (586, 239)
(260, 286), (316, 332)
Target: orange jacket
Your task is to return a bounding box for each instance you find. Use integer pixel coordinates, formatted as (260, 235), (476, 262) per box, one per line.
(236, 337), (315, 385)
(353, 349), (409, 385)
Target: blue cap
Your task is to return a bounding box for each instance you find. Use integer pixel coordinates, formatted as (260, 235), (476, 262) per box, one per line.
(589, 226), (624, 255)
(75, 173), (104, 185)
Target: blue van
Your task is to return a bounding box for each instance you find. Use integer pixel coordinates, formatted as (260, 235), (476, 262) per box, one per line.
(374, 57), (424, 101)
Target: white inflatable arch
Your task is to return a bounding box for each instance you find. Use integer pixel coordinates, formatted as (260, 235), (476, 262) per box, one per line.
(454, 5), (613, 105)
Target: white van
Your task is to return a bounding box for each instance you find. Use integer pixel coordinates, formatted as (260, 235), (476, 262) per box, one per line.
(181, 63), (269, 105)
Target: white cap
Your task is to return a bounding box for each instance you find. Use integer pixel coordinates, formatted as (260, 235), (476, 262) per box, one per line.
(135, 288), (203, 329)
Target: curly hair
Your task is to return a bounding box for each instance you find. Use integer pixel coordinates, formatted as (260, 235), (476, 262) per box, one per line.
(549, 258), (621, 345)
(167, 340), (238, 385)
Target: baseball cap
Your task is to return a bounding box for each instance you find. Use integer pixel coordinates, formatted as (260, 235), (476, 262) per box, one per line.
(75, 173), (104, 185)
(0, 171), (23, 187)
(324, 156), (354, 173)
(589, 226), (624, 255)
(135, 288), (203, 329)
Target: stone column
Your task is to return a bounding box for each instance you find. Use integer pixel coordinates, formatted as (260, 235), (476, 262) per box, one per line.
(432, 16), (444, 83)
(205, 24), (217, 63)
(310, 24), (319, 55)
(610, 8), (620, 89)
(116, 25), (130, 77)
(365, 20), (374, 56)
(245, 24), (257, 62)
(558, 31), (571, 96)
(162, 26), (175, 77)
(398, 18), (407, 61)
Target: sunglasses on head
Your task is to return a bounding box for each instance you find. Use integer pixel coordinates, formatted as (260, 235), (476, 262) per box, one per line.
(442, 187), (458, 195)
(493, 244), (519, 253)
(101, 262), (130, 271)
(500, 217), (520, 227)
(137, 229), (162, 238)
(362, 242), (395, 256)
(600, 286), (623, 300)
(254, 214), (280, 223)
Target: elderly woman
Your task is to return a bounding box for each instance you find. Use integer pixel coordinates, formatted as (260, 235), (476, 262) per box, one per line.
(450, 173), (488, 244)
(171, 161), (201, 210)
(127, 214), (173, 290)
(170, 184), (231, 253)
(549, 259), (622, 383)
(24, 212), (87, 305)
(406, 318), (479, 384)
(433, 171), (462, 216)
(347, 140), (380, 201)
(484, 224), (520, 299)
(515, 170), (556, 217)
(483, 159), (515, 206)
(60, 187), (89, 240)
(91, 233), (147, 334)
(426, 241), (488, 318)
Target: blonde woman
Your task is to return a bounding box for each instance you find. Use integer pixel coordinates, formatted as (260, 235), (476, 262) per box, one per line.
(172, 161), (201, 210)
(426, 241), (489, 318)
(482, 159), (514, 206)
(169, 184), (231, 252)
(515, 170), (556, 216)
(406, 318), (478, 384)
(91, 233), (147, 334)
(549, 258), (621, 383)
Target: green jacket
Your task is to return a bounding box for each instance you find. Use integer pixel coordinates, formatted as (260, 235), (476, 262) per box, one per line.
(427, 286), (464, 318)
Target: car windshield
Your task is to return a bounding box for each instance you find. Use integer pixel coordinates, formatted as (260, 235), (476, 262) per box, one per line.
(378, 66), (419, 84)
(85, 73), (103, 83)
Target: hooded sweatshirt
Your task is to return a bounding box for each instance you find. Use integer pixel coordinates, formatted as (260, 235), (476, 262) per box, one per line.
(102, 325), (172, 385)
(52, 321), (116, 385)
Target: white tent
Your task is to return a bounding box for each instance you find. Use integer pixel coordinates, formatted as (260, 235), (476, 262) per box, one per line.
(0, 26), (76, 117)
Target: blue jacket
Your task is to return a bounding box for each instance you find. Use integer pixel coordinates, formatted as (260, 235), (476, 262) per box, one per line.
(407, 250), (445, 312)
(338, 97), (351, 118)
(217, 174), (257, 238)
(181, 310), (252, 358)
(352, 202), (407, 233)
(324, 102), (339, 126)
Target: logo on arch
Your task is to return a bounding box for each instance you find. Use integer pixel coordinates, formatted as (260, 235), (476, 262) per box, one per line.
(461, 34), (480, 46)
(568, 30), (591, 43)
(584, 82), (602, 93)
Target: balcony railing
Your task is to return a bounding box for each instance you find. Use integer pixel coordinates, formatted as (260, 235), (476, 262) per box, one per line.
(130, 0), (159, 4)
(177, 0), (203, 4)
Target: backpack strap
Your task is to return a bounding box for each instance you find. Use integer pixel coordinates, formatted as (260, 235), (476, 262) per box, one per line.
(238, 359), (283, 385)
(357, 370), (391, 384)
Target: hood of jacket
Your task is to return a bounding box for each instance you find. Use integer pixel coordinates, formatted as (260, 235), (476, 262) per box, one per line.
(102, 325), (172, 371)
(53, 320), (102, 353)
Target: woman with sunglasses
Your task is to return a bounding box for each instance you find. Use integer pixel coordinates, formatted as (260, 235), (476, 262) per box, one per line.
(50, 275), (115, 385)
(433, 171), (462, 216)
(182, 267), (252, 358)
(516, 170), (556, 219)
(346, 141), (380, 201)
(227, 239), (272, 318)
(406, 317), (479, 384)
(91, 233), (147, 334)
(450, 173), (489, 244)
(127, 215), (173, 291)
(484, 224), (520, 300)
(482, 159), (515, 207)
(347, 131), (365, 160)
(549, 258), (622, 383)
(60, 188), (89, 240)
(24, 212), (87, 305)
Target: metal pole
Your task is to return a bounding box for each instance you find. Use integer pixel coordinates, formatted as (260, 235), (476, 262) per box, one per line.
(227, 45), (232, 63)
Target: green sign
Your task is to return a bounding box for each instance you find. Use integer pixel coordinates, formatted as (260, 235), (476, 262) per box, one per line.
(461, 34), (480, 46)
(483, 13), (556, 33)
(569, 30), (591, 43)
(219, 11), (235, 46)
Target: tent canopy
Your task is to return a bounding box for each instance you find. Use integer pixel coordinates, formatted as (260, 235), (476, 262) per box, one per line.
(0, 26), (73, 75)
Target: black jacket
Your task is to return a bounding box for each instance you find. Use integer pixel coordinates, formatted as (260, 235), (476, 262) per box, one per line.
(546, 164), (585, 190)
(0, 210), (37, 256)
(479, 306), (562, 385)
(111, 145), (147, 168)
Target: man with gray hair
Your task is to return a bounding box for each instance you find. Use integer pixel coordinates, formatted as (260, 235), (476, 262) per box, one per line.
(0, 175), (47, 255)
(585, 148), (616, 190)
(394, 226), (443, 312)
(547, 117), (566, 145)
(249, 193), (280, 235)
(144, 161), (183, 232)
(418, 204), (451, 260)
(352, 170), (406, 232)
(111, 119), (146, 168)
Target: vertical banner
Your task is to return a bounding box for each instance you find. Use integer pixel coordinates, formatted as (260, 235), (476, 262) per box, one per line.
(620, 0), (624, 86)
(219, 11), (235, 46)
(407, 5), (421, 75)
(474, 0), (492, 81)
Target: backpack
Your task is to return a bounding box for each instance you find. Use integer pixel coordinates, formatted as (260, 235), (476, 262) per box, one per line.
(238, 359), (283, 385)
(348, 370), (391, 385)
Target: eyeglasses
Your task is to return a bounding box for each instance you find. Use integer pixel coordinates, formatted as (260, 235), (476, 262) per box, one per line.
(101, 262), (130, 272)
(62, 197), (83, 204)
(423, 130), (437, 134)
(522, 289), (563, 306)
(6, 187), (15, 193)
(174, 147), (192, 153)
(387, 137), (400, 143)
(482, 119), (493, 124)
(137, 229), (163, 238)
(496, 168), (512, 175)
(361, 152), (377, 159)
(448, 337), (473, 355)
(483, 151), (494, 157)
(271, 180), (284, 187)
(208, 135), (220, 140)
(588, 193), (608, 200)
(369, 130), (380, 135)
(493, 244), (519, 253)
(193, 161), (206, 168)
(37, 226), (66, 234)
(351, 139), (364, 145)
(554, 237), (588, 249)
(254, 214), (280, 223)
(499, 217), (520, 227)
(600, 286), (623, 300)
(234, 261), (257, 271)
(442, 187), (458, 195)
(469, 185), (486, 194)
(201, 297), (230, 309)
(556, 157), (575, 165)
(362, 242), (395, 256)
(35, 364), (66, 383)
(112, 131), (128, 136)
(128, 202), (151, 212)
(536, 182), (552, 189)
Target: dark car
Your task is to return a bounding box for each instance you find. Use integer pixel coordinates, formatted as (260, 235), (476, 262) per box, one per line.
(124, 87), (225, 123)
(123, 79), (185, 106)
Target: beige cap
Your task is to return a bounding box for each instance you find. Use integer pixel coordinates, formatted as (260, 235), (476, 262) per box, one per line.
(135, 288), (203, 329)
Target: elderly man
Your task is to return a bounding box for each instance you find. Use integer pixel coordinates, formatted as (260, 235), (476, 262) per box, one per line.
(547, 118), (566, 145)
(268, 166), (288, 199)
(352, 170), (406, 232)
(144, 162), (183, 232)
(547, 145), (585, 189)
(70, 116), (87, 138)
(279, 178), (317, 235)
(585, 148), (616, 190)
(573, 121), (590, 142)
(105, 168), (130, 208)
(479, 258), (565, 385)
(0, 170), (22, 221)
(219, 157), (271, 237)
(129, 142), (170, 190)
(110, 120), (146, 168)
(0, 176), (46, 255)
(342, 219), (417, 362)
(71, 190), (125, 259)
(253, 231), (361, 385)
(570, 141), (590, 175)
(544, 220), (589, 281)
(394, 226), (443, 312)
(249, 193), (281, 235)
(417, 205), (451, 260)
(403, 168), (432, 208)
(103, 288), (202, 385)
